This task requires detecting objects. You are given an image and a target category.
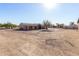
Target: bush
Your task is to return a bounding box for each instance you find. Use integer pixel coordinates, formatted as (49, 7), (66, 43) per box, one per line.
(0, 23), (17, 29)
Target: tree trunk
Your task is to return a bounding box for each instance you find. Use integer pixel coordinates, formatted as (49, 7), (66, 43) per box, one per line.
(46, 26), (48, 30)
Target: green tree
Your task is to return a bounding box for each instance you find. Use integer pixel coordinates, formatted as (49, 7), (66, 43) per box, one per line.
(0, 23), (3, 27)
(2, 22), (17, 29)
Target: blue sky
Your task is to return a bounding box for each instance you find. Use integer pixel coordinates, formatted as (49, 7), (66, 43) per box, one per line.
(0, 3), (79, 25)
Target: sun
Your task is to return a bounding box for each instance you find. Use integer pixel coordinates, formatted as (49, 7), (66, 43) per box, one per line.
(42, 2), (57, 10)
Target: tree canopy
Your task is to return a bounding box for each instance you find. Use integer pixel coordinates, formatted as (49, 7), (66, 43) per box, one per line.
(77, 18), (79, 24)
(43, 20), (52, 29)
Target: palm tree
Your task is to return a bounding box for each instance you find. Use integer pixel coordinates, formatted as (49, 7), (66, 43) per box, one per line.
(77, 18), (79, 30)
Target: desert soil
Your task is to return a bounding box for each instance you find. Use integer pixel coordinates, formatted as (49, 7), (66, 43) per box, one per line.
(0, 28), (79, 56)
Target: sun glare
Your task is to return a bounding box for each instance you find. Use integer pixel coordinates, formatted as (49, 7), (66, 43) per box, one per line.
(42, 2), (57, 10)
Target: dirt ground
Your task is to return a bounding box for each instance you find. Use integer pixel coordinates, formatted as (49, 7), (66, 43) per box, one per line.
(0, 28), (79, 56)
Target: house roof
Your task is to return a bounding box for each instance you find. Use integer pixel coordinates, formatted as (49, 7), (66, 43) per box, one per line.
(19, 23), (42, 26)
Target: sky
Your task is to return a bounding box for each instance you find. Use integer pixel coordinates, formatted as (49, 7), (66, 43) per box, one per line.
(0, 3), (79, 25)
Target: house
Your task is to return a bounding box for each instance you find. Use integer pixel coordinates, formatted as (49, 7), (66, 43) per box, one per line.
(63, 24), (78, 29)
(19, 23), (45, 30)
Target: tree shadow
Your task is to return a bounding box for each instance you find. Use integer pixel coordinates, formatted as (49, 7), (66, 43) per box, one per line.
(39, 29), (52, 32)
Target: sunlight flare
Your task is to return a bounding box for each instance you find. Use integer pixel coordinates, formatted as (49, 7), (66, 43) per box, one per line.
(42, 2), (57, 10)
